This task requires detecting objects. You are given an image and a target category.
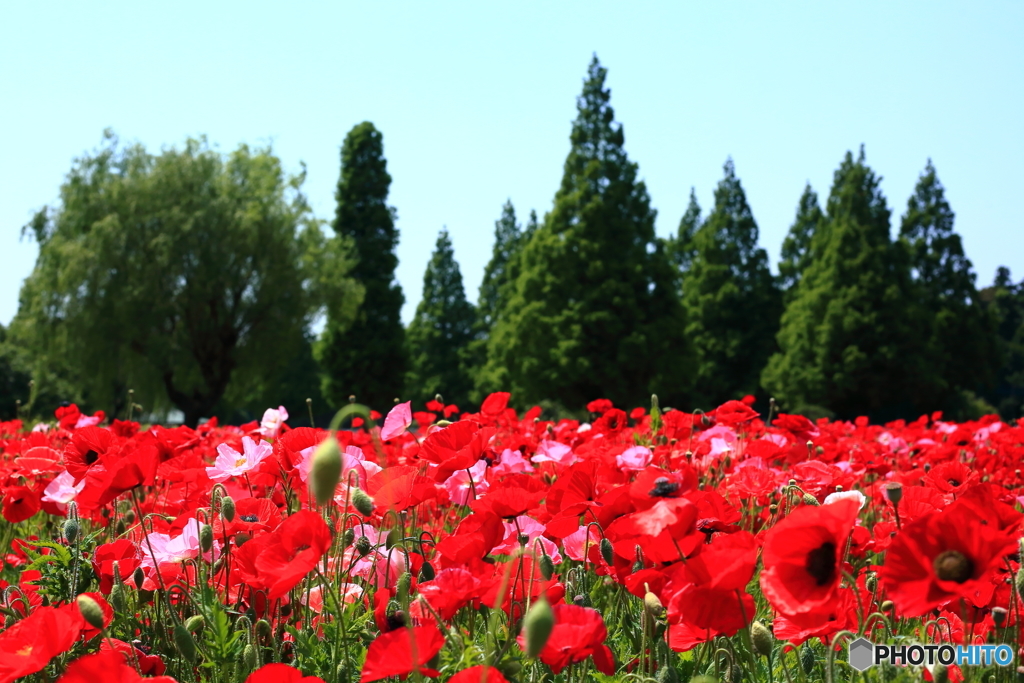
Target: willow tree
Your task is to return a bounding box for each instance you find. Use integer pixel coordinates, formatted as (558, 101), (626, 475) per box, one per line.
(13, 132), (362, 425)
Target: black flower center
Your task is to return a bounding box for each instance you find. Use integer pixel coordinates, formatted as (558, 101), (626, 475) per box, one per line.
(947, 479), (961, 487)
(933, 550), (974, 583)
(649, 477), (680, 498)
(84, 449), (99, 465)
(239, 514), (259, 523)
(805, 542), (837, 586)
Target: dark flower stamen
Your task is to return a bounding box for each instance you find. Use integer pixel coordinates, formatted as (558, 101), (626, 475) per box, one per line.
(649, 477), (680, 498)
(933, 550), (974, 583)
(805, 542), (837, 586)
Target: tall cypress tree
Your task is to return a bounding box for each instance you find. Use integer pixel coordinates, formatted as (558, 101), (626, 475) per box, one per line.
(900, 160), (999, 409)
(406, 229), (476, 407)
(778, 184), (824, 299)
(317, 122), (405, 411)
(763, 148), (922, 419)
(484, 56), (689, 410)
(469, 201), (522, 401)
(667, 188), (701, 276)
(681, 160), (781, 407)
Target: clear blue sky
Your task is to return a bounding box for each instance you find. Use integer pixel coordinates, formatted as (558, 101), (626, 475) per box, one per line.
(2, 2), (1021, 326)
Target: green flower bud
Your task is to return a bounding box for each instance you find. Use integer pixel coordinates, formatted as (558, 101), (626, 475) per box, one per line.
(644, 585), (665, 619)
(133, 567), (146, 589)
(750, 620), (774, 658)
(521, 597), (555, 658)
(351, 488), (375, 517)
(802, 493), (820, 506)
(418, 561), (435, 582)
(221, 496), (235, 522)
(63, 518), (80, 545)
(539, 553), (555, 580)
(309, 436), (342, 506)
(76, 594), (105, 630)
(600, 537), (614, 565)
(342, 527), (355, 547)
(242, 643), (257, 672)
(801, 643), (816, 675)
(655, 665), (679, 683)
(200, 524), (214, 553)
(355, 535), (372, 557)
(185, 614), (205, 633)
(110, 583), (126, 613)
(174, 623), (198, 662)
(255, 619), (272, 640)
(397, 572), (412, 602)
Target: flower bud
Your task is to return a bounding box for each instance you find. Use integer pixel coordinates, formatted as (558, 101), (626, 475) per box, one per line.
(76, 594), (105, 630)
(801, 644), (816, 674)
(396, 572), (411, 602)
(418, 561), (435, 582)
(351, 488), (375, 517)
(655, 665), (678, 683)
(221, 496), (236, 522)
(63, 518), (80, 545)
(881, 600), (894, 612)
(310, 437), (342, 506)
(750, 620), (774, 658)
(342, 527), (355, 547)
(521, 597), (555, 657)
(643, 583), (665, 619)
(185, 614), (205, 633)
(801, 493), (820, 506)
(242, 643), (257, 672)
(355, 535), (372, 557)
(539, 553), (555, 580)
(255, 619), (272, 640)
(133, 567), (146, 589)
(600, 538), (614, 565)
(110, 583), (126, 613)
(174, 623), (198, 662)
(200, 524), (214, 553)
(993, 607), (1008, 627)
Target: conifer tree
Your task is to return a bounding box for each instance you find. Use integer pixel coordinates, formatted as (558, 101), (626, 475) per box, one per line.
(681, 160), (781, 408)
(317, 122), (405, 411)
(477, 200), (522, 332)
(762, 148), (923, 419)
(667, 188), (701, 275)
(406, 229), (476, 407)
(981, 268), (1024, 419)
(778, 184), (824, 299)
(484, 56), (689, 410)
(899, 160), (999, 410)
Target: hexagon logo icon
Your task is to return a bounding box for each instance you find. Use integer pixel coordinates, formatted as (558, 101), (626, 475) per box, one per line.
(848, 638), (875, 671)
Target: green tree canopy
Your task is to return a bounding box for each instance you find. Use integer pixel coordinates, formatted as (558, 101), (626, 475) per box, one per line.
(0, 324), (31, 421)
(12, 132), (361, 426)
(778, 183), (825, 299)
(667, 187), (701, 277)
(681, 160), (781, 408)
(484, 56), (689, 411)
(981, 267), (1024, 419)
(899, 160), (999, 412)
(762, 148), (923, 419)
(405, 229), (476, 407)
(317, 122), (406, 411)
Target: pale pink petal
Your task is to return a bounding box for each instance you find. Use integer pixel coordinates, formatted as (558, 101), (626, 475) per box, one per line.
(381, 401), (413, 441)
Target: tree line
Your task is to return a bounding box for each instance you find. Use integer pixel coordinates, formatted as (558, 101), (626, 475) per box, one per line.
(2, 57), (1022, 425)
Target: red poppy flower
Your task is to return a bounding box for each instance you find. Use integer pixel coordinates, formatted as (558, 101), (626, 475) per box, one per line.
(435, 512), (505, 565)
(881, 502), (1017, 616)
(516, 604), (615, 675)
(469, 475), (546, 519)
(99, 639), (168, 677)
(759, 498), (859, 616)
(479, 392), (511, 418)
(416, 567), (483, 620)
(711, 400), (759, 425)
(214, 497), (282, 538)
(449, 666), (509, 683)
(57, 651), (178, 683)
(359, 625), (445, 682)
(254, 510), (332, 600)
(2, 485), (41, 523)
(245, 663), (325, 683)
(420, 421), (492, 480)
(0, 606), (82, 682)
(64, 426), (117, 482)
(93, 539), (141, 594)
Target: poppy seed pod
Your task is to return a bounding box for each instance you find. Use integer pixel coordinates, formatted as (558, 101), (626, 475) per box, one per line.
(750, 620), (774, 657)
(76, 594), (105, 630)
(351, 488), (375, 517)
(522, 597), (555, 657)
(884, 483), (903, 506)
(310, 436), (342, 506)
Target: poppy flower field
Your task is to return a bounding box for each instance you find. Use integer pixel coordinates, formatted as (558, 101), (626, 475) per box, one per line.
(2, 394), (1023, 683)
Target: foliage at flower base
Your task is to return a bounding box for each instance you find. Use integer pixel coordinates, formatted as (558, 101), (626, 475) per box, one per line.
(1, 394), (1023, 683)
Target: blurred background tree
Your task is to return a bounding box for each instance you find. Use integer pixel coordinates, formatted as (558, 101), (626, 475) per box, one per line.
(316, 122), (406, 413)
(405, 228), (476, 408)
(10, 132), (362, 426)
